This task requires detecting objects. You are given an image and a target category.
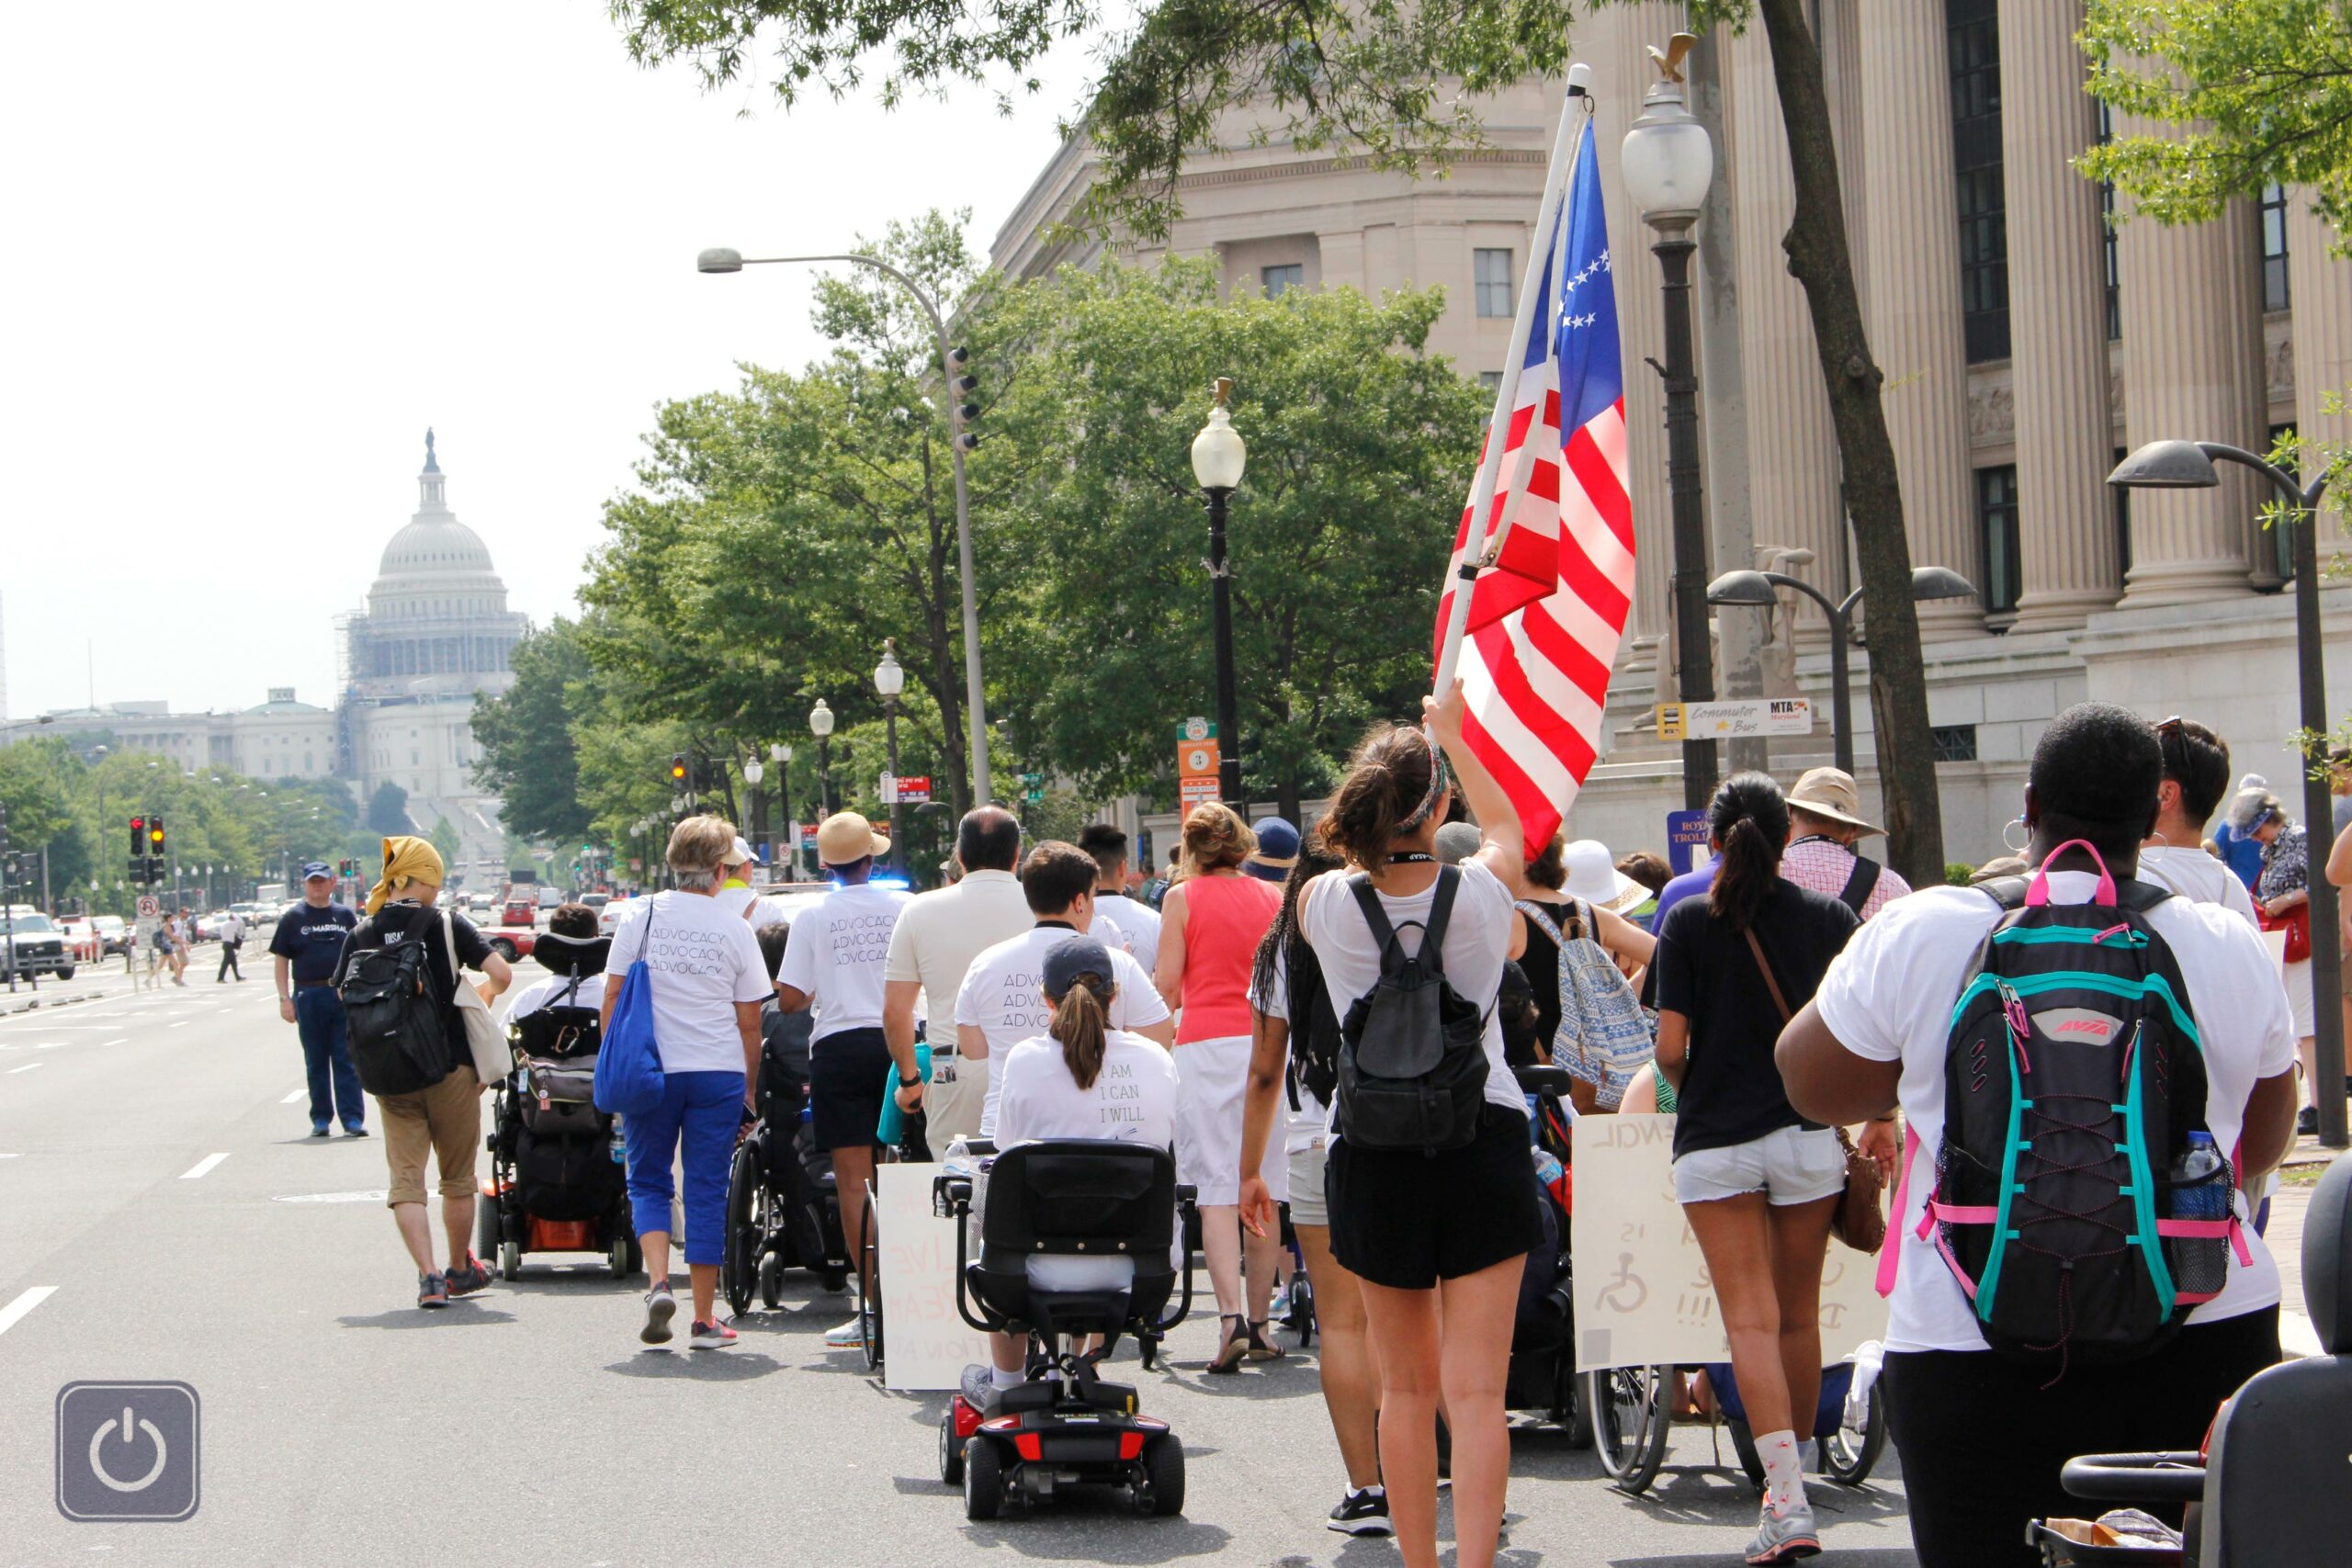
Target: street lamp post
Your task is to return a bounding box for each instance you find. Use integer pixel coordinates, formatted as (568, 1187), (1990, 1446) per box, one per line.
(1190, 379), (1249, 808)
(742, 756), (766, 872)
(770, 744), (795, 880)
(699, 245), (993, 807)
(2110, 438), (2346, 1149)
(1706, 565), (1978, 775)
(809, 698), (836, 819)
(875, 639), (907, 872)
(1623, 49), (1720, 810)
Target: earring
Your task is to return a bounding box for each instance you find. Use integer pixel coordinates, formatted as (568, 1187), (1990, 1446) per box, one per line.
(2001, 817), (2030, 854)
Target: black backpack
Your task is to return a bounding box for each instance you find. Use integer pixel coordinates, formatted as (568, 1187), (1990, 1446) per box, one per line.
(1334, 868), (1493, 1154)
(1282, 933), (1344, 1114)
(337, 931), (450, 1095)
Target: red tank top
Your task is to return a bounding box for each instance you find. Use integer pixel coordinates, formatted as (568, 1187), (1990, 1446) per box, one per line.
(1174, 873), (1282, 1043)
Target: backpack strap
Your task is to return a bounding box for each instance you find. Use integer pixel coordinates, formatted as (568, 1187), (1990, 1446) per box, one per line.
(2114, 878), (2174, 914)
(1346, 873), (1401, 962)
(1838, 856), (1882, 915)
(1977, 876), (2031, 913)
(1419, 865), (1462, 964)
(1514, 899), (1565, 945)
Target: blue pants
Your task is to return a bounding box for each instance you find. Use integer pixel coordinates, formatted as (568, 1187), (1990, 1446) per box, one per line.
(623, 1070), (745, 1266)
(294, 987), (366, 1132)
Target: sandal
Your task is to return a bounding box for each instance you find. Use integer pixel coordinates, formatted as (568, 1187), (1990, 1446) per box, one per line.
(1245, 1319), (1285, 1362)
(1205, 1314), (1250, 1374)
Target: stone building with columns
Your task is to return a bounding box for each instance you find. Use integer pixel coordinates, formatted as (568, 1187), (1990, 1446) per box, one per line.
(998, 0), (2352, 861)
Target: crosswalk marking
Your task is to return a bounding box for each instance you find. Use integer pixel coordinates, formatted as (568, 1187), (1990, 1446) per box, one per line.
(6, 1063), (40, 1074)
(281, 1089), (309, 1104)
(0, 1286), (58, 1337)
(180, 1153), (231, 1179)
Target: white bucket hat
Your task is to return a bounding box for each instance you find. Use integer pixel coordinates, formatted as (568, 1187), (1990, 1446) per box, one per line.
(1560, 839), (1647, 914)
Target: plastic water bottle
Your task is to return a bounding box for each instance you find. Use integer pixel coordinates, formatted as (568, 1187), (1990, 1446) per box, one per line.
(1532, 1145), (1565, 1192)
(2171, 1132), (2225, 1219)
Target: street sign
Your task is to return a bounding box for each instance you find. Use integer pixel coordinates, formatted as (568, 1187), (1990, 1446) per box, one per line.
(1666, 808), (1711, 876)
(136, 895), (160, 919)
(1178, 716), (1216, 742)
(899, 776), (932, 804)
(879, 773), (898, 805)
(1177, 731), (1221, 814)
(1655, 696), (1813, 742)
(1179, 776), (1219, 812)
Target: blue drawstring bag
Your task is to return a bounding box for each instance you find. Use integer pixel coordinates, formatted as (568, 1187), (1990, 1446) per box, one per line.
(593, 953), (665, 1117)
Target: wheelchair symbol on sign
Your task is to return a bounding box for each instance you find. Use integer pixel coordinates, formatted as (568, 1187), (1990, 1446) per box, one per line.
(88, 1408), (169, 1493)
(1597, 1253), (1647, 1314)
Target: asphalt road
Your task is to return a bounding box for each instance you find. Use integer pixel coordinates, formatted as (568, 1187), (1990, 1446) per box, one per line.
(0, 967), (1919, 1567)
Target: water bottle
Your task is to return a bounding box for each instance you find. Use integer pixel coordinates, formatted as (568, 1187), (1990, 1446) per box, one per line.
(1532, 1145), (1565, 1192)
(2168, 1131), (2228, 1294)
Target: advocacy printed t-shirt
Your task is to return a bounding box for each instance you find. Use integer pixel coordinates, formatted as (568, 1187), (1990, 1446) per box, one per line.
(994, 1028), (1179, 1151)
(2137, 843), (2262, 929)
(1813, 871), (2296, 1354)
(1090, 894), (1164, 975)
(605, 890), (771, 1074)
(962, 924), (1170, 1138)
(774, 881), (910, 1046)
(269, 901), (357, 985)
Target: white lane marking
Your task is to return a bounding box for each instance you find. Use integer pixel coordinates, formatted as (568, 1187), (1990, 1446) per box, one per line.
(281, 1089), (308, 1104)
(167, 1022), (189, 1030)
(100, 1038), (125, 1046)
(6, 1063), (41, 1074)
(179, 1153), (231, 1180)
(0, 1285), (58, 1337)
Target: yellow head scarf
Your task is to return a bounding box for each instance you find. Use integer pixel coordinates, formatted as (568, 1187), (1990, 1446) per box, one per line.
(366, 835), (447, 916)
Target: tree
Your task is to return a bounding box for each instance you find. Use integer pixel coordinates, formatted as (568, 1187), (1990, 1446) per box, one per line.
(2079, 0), (2352, 253)
(470, 618), (599, 843)
(427, 815), (463, 870)
(366, 782), (412, 837)
(605, 1), (1955, 882)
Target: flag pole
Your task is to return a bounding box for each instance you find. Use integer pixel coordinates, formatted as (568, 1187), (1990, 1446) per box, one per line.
(1434, 67), (1596, 695)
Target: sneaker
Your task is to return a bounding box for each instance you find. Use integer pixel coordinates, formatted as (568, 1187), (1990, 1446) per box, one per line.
(824, 1315), (870, 1351)
(640, 1286), (678, 1345)
(2300, 1105), (2319, 1137)
(1746, 1503), (1821, 1564)
(1328, 1488), (1394, 1537)
(960, 1363), (998, 1408)
(445, 1254), (492, 1296)
(342, 1123), (368, 1138)
(309, 1124), (333, 1139)
(417, 1271), (449, 1310)
(690, 1318), (738, 1350)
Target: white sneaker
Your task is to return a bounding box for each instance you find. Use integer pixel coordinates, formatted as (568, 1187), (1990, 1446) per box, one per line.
(823, 1314), (869, 1350)
(639, 1287), (677, 1346)
(959, 1363), (997, 1407)
(1745, 1502), (1821, 1564)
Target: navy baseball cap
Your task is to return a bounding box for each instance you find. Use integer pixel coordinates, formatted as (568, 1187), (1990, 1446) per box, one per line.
(301, 862), (334, 880)
(1042, 935), (1115, 998)
(1244, 816), (1302, 882)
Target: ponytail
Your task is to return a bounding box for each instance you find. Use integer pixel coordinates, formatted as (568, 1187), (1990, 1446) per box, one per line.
(1705, 771), (1790, 932)
(1052, 975), (1113, 1089)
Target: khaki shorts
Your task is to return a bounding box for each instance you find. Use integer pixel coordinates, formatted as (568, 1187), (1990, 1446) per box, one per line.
(378, 1066), (482, 1208)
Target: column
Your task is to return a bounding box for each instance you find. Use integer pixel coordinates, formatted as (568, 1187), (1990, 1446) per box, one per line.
(2115, 180), (2265, 604)
(2001, 0), (2120, 628)
(1729, 21), (1847, 648)
(1860, 0), (1982, 637)
(2286, 198), (2352, 563)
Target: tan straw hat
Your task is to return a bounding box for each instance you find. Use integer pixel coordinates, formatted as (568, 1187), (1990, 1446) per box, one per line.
(1786, 767), (1883, 836)
(816, 811), (892, 866)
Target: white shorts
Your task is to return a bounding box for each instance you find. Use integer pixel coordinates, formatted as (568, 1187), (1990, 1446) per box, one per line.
(1173, 1034), (1283, 1207)
(2283, 957), (2316, 1039)
(1286, 1137), (1329, 1228)
(1673, 1124), (1847, 1207)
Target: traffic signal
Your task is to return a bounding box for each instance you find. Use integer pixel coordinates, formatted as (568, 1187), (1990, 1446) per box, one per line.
(130, 816), (146, 858)
(668, 753), (690, 789)
(947, 346), (978, 452)
(147, 817), (166, 856)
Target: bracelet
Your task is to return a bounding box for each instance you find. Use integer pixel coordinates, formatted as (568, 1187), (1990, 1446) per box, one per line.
(899, 1072), (922, 1088)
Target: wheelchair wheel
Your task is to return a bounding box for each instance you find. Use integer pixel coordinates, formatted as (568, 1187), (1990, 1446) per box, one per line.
(1821, 1378), (1887, 1486)
(608, 1229), (637, 1281)
(857, 1179), (884, 1371)
(758, 1251), (783, 1310)
(1727, 1417), (1766, 1494)
(472, 1195), (498, 1261)
(1551, 1352), (1593, 1450)
(1587, 1365), (1670, 1494)
(964, 1436), (1004, 1520)
(1287, 1272), (1315, 1349)
(497, 1237), (522, 1282)
(939, 1410), (966, 1485)
(723, 1141), (761, 1316)
(1136, 1432), (1185, 1517)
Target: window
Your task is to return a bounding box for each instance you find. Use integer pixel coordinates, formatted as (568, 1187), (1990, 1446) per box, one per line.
(2260, 183), (2290, 311)
(1931, 725), (1980, 763)
(2268, 423), (2300, 581)
(1477, 370), (1505, 394)
(1976, 463), (2022, 615)
(2113, 445), (2132, 580)
(1261, 264), (1304, 299)
(2098, 103), (2120, 340)
(1474, 248), (1514, 318)
(1948, 0), (2008, 362)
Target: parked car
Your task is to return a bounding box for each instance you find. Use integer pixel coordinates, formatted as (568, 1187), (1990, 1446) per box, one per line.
(580, 892), (611, 912)
(0, 912), (75, 981)
(91, 916), (132, 957)
(502, 899), (536, 928)
(58, 918), (99, 963)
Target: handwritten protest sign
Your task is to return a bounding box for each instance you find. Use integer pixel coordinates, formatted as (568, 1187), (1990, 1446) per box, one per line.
(877, 1163), (994, 1392)
(1572, 1114), (1888, 1371)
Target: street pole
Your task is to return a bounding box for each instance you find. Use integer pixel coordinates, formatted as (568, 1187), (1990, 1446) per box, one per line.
(1655, 225), (1719, 809)
(883, 695), (904, 874)
(1204, 486), (1243, 808)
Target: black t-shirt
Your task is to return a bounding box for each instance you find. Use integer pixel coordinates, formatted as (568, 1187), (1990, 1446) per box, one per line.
(269, 901), (357, 984)
(1652, 877), (1859, 1157)
(331, 902), (495, 1033)
(1513, 895), (1590, 1054)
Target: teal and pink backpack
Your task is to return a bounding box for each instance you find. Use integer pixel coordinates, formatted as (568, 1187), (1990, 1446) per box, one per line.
(1879, 841), (2247, 1371)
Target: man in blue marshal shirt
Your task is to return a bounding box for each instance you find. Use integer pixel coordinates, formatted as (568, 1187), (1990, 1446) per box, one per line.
(271, 863), (366, 1137)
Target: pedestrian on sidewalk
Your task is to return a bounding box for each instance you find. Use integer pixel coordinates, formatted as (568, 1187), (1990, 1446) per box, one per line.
(604, 817), (769, 1351)
(336, 836), (515, 1309)
(1155, 802), (1284, 1371)
(1651, 773), (1866, 1564)
(171, 908), (192, 985)
(214, 908), (246, 982)
(272, 863), (365, 1137)
(1779, 703), (2300, 1568)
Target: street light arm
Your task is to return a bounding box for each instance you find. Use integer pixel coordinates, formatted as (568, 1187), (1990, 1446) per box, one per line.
(735, 254), (944, 333)
(2194, 441), (2320, 508)
(1749, 570), (1843, 626)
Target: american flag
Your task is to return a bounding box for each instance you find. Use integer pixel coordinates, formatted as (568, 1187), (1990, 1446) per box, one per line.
(1434, 119), (1634, 862)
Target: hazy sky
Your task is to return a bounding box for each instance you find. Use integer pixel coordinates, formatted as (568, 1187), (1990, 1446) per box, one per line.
(0, 1), (1092, 720)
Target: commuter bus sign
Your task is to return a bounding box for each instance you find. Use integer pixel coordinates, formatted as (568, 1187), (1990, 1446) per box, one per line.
(1655, 697), (1813, 742)
(1177, 718), (1220, 812)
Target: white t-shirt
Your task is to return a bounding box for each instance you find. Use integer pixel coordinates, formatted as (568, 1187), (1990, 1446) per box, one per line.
(774, 881), (910, 1045)
(994, 1029), (1180, 1150)
(1299, 860), (1522, 1126)
(504, 970), (608, 1024)
(713, 886), (758, 921)
(605, 890), (772, 1074)
(962, 925), (1171, 1138)
(1814, 872), (2297, 1354)
(1250, 953), (1329, 1154)
(1090, 894), (1164, 975)
(882, 870), (1035, 1046)
(217, 914), (244, 943)
(2137, 843), (2262, 929)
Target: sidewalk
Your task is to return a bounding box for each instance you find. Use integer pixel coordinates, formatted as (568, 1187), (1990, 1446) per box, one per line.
(2266, 1134), (2343, 1359)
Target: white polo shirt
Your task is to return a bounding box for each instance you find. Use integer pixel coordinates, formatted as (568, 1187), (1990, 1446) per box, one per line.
(881, 869), (1034, 1044)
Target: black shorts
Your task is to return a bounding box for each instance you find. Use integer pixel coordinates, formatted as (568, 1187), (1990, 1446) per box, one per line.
(808, 1027), (892, 1153)
(1328, 1105), (1544, 1290)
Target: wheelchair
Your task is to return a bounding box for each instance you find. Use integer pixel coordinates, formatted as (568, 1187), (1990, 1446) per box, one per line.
(2030, 1153), (2352, 1566)
(721, 1006), (854, 1315)
(933, 1140), (1200, 1520)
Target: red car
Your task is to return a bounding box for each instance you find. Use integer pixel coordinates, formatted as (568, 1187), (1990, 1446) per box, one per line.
(487, 901), (537, 964)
